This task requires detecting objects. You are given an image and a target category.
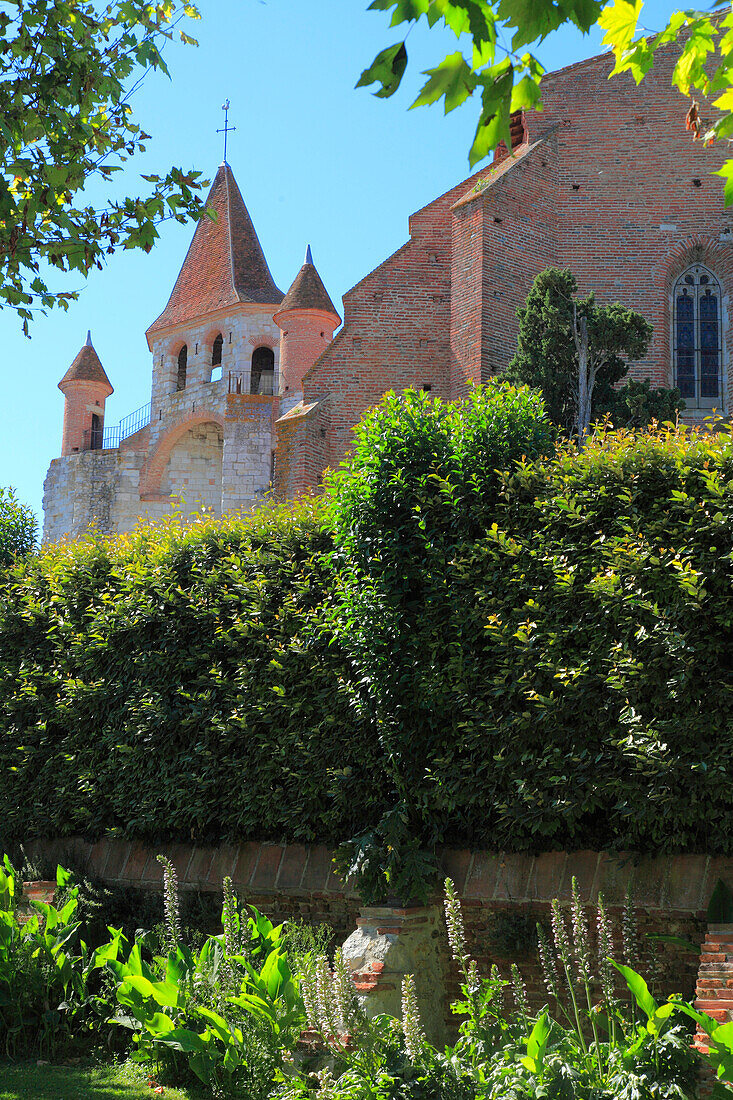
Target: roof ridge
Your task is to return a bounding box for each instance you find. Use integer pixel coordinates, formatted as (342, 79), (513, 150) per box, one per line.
(225, 165), (241, 306)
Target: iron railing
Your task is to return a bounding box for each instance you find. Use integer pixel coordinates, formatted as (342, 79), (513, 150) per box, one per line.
(82, 400), (152, 451)
(228, 369), (277, 396)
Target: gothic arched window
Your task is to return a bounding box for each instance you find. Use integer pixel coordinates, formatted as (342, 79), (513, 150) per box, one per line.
(176, 344), (187, 392)
(251, 346), (274, 395)
(673, 265), (723, 409)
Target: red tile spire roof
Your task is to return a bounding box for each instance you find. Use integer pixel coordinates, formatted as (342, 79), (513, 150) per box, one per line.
(147, 163), (283, 335)
(275, 245), (340, 321)
(58, 331), (113, 393)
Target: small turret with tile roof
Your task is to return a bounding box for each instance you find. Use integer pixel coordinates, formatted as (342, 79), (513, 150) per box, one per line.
(274, 245), (341, 412)
(58, 331), (113, 456)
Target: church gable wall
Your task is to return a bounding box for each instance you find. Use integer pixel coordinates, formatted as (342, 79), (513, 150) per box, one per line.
(479, 134), (559, 383)
(302, 170), (491, 473)
(450, 133), (559, 395)
(526, 49), (733, 416)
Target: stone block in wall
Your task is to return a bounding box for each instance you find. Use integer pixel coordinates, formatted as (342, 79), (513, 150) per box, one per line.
(342, 906), (448, 1046)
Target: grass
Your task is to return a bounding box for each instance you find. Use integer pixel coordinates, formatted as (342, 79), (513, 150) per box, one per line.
(0, 1059), (199, 1099)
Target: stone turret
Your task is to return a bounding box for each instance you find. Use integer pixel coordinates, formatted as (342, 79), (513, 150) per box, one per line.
(274, 245), (340, 412)
(57, 332), (113, 456)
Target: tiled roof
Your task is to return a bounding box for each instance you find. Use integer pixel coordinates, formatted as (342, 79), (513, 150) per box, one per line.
(276, 246), (340, 320)
(58, 332), (113, 393)
(147, 163), (283, 335)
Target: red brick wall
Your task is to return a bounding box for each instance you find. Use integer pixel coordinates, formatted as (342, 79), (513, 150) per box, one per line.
(60, 381), (108, 456)
(301, 169), (489, 473)
(24, 837), (717, 1014)
(274, 397), (331, 498)
(441, 849), (707, 1015)
(278, 309), (339, 400)
(451, 131), (560, 392)
(524, 47), (732, 414)
(286, 45), (732, 490)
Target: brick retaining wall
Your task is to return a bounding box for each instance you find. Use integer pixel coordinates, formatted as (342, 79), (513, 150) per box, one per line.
(23, 838), (718, 1014)
(22, 838), (724, 913)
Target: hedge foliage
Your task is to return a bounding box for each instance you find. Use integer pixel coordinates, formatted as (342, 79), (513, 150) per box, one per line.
(0, 498), (381, 847)
(0, 486), (37, 569)
(329, 395), (733, 897)
(2, 386), (733, 901)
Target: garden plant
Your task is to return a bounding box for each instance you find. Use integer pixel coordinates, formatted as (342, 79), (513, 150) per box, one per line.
(4, 858), (731, 1100)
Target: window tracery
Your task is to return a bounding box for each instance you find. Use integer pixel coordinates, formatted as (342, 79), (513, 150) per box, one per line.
(673, 265), (723, 408)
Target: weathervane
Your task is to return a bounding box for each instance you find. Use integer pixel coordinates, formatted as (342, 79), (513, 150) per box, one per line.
(217, 100), (236, 164)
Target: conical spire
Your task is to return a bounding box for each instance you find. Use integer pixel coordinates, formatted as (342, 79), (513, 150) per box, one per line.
(275, 246), (340, 321)
(147, 163), (283, 335)
(58, 334), (113, 393)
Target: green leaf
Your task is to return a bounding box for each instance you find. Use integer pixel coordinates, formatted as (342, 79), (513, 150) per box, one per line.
(159, 1026), (208, 1053)
(610, 960), (658, 1020)
(356, 42), (408, 98)
(598, 0), (643, 57)
(411, 53), (478, 113)
(55, 865), (72, 889)
(520, 1010), (551, 1073)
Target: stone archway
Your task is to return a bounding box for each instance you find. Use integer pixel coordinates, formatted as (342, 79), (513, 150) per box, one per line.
(140, 414), (225, 511)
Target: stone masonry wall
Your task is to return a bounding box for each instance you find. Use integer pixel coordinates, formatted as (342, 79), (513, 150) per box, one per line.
(43, 448), (145, 542)
(147, 304), (281, 438)
(161, 421), (224, 515)
(222, 393), (276, 513)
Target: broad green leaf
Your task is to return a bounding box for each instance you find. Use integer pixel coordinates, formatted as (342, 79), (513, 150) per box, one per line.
(521, 1010), (551, 1073)
(195, 1005), (236, 1044)
(367, 0), (429, 26)
(356, 42), (408, 98)
(610, 960), (658, 1020)
(598, 0), (643, 57)
(411, 53), (478, 114)
(142, 1011), (175, 1036)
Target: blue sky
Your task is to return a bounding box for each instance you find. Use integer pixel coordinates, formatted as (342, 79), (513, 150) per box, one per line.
(2, 0), (679, 524)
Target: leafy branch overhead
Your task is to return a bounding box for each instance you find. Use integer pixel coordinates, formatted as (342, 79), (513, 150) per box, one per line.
(0, 0), (207, 330)
(358, 0), (733, 186)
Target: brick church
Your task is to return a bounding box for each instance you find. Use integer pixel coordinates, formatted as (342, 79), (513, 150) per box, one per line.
(43, 45), (732, 541)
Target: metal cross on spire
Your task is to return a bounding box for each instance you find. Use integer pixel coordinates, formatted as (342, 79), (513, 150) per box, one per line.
(217, 100), (236, 164)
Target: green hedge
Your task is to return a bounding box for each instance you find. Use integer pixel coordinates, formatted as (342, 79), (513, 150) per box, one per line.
(2, 387), (733, 902)
(0, 498), (382, 847)
(329, 400), (733, 897)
